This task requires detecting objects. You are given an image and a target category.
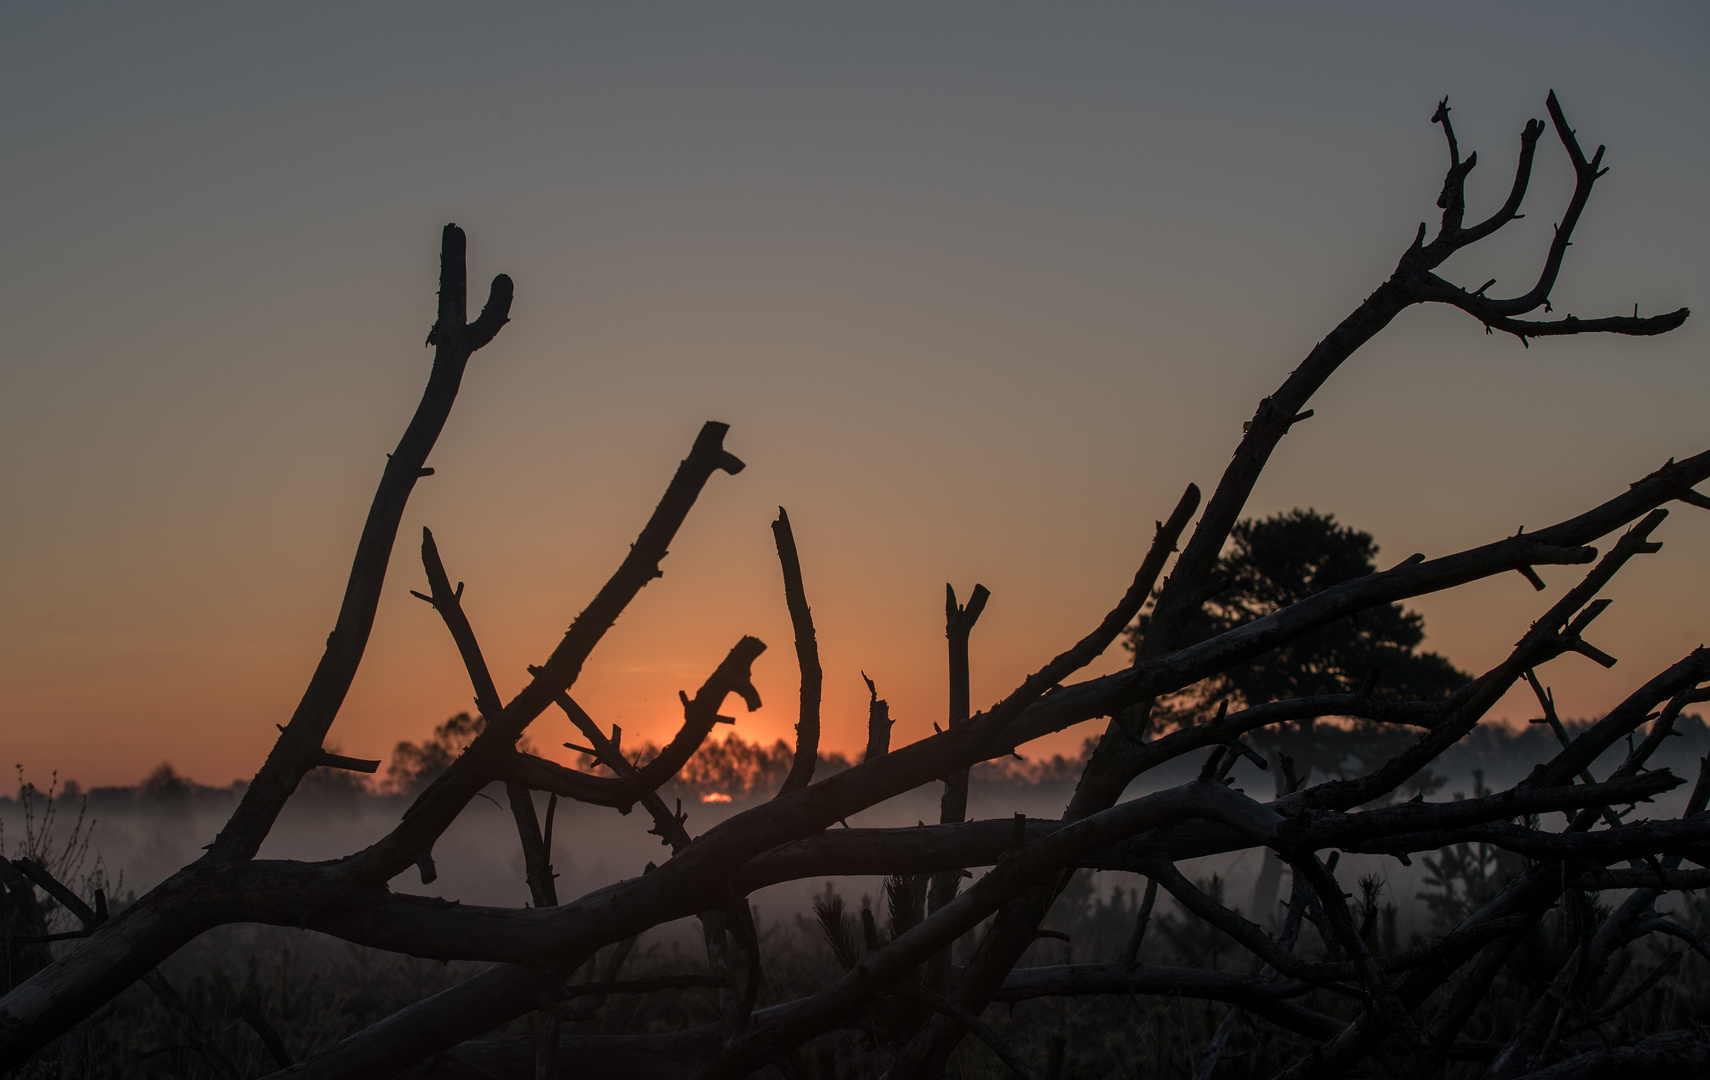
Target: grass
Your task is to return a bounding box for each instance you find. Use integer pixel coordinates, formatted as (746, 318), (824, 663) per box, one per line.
(11, 858), (1705, 1078)
(7, 735), (1710, 1077)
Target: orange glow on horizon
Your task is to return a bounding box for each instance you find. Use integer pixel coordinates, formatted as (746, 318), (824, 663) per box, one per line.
(4, 9), (1705, 791)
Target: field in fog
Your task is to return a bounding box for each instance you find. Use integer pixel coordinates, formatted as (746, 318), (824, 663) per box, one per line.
(5, 719), (1710, 1078)
(12, 716), (1707, 936)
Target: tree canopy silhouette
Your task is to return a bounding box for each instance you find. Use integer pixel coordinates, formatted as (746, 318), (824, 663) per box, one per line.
(1131, 508), (1471, 709)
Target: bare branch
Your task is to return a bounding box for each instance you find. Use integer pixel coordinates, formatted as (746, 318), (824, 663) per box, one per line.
(1480, 91), (1608, 317)
(1193, 874), (1311, 1079)
(1567, 952), (1682, 1036)
(1287, 851), (1428, 1049)
(238, 995), (294, 1069)
(210, 223), (513, 863)
(140, 971), (241, 1080)
(489, 421), (746, 744)
(771, 508), (822, 799)
(1425, 106), (1546, 253)
(355, 424), (750, 880)
(419, 527), (504, 719)
(1413, 281), (1687, 342)
(495, 638), (766, 813)
(1119, 878), (1158, 968)
(889, 983), (1042, 1080)
(417, 527), (555, 898)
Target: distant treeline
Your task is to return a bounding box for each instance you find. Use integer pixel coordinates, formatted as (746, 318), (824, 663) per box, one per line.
(15, 711), (1708, 810)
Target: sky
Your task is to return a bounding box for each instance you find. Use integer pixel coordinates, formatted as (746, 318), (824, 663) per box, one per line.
(2, 3), (1707, 788)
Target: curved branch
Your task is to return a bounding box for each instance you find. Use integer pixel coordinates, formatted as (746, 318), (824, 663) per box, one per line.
(623, 636), (766, 802)
(419, 527), (503, 719)
(1416, 278), (1688, 342)
(417, 527), (557, 897)
(1285, 511), (1672, 815)
(346, 424), (750, 880)
(464, 274), (514, 350)
(208, 224), (512, 863)
(1434, 113), (1547, 253)
(985, 483), (1200, 735)
(553, 694), (692, 849)
(1477, 91), (1610, 318)
(492, 421), (748, 744)
(771, 508), (821, 798)
(493, 637), (766, 813)
(889, 983), (1042, 1080)
(495, 752), (651, 809)
(727, 773), (1671, 894)
(1275, 770), (1683, 852)
(691, 782), (1282, 1080)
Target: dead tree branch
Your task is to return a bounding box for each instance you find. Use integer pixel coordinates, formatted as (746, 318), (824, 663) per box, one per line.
(772, 508), (822, 799)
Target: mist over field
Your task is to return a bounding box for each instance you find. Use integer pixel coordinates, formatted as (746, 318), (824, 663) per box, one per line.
(14, 717), (1707, 939)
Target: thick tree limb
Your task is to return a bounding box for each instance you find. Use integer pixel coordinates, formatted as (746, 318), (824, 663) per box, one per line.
(6, 581), (1696, 1073)
(0, 421), (751, 1061)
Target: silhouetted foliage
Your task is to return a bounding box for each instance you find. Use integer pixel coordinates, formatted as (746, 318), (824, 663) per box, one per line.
(643, 733), (852, 802)
(138, 763), (195, 812)
(1128, 509), (1473, 786)
(384, 713), (485, 795)
(1131, 508), (1470, 707)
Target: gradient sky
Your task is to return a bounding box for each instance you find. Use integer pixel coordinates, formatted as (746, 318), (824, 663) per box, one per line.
(3, 3), (1707, 788)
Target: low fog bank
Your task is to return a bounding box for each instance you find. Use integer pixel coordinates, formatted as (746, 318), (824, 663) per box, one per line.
(5, 716), (1705, 942)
